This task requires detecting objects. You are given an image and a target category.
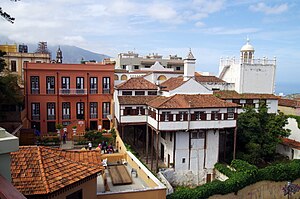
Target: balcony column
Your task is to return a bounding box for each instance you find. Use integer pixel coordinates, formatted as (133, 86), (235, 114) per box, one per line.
(156, 130), (159, 173)
(151, 128), (154, 171)
(146, 124), (149, 164)
(233, 127), (237, 160)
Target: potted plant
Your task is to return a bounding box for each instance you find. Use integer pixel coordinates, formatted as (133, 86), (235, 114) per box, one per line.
(56, 123), (63, 136)
(72, 125), (77, 135)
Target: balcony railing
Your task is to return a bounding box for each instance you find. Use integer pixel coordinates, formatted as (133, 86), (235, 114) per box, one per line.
(90, 88), (98, 94)
(62, 114), (70, 120)
(102, 88), (110, 94)
(31, 88), (39, 94)
(32, 115), (40, 120)
(47, 115), (55, 120)
(46, 88), (55, 94)
(90, 113), (98, 119)
(59, 89), (87, 95)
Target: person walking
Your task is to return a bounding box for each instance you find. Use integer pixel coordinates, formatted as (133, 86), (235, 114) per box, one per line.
(88, 142), (92, 150)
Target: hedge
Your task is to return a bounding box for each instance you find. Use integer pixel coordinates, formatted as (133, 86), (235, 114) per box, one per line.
(167, 159), (300, 199)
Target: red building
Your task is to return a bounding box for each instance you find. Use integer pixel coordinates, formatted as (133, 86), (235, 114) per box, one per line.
(24, 62), (114, 135)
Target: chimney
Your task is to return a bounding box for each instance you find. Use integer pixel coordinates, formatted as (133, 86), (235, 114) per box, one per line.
(184, 48), (196, 81)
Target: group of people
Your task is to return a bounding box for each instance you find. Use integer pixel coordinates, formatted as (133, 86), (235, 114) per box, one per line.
(98, 141), (114, 154)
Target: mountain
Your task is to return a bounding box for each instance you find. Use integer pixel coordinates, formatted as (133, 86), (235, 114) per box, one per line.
(0, 36), (110, 63)
(29, 44), (110, 64)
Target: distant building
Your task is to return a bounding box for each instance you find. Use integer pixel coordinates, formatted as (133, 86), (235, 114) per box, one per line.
(24, 62), (114, 137)
(0, 43), (51, 83)
(219, 38), (276, 94)
(111, 51), (184, 72)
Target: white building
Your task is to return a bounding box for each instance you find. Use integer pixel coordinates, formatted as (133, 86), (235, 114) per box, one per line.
(114, 50), (239, 186)
(219, 38), (276, 94)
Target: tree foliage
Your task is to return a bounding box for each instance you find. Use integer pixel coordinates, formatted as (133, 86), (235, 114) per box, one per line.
(236, 103), (290, 164)
(1, 0), (19, 23)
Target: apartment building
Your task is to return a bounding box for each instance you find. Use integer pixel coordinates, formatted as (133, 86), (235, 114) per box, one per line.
(24, 62), (114, 135)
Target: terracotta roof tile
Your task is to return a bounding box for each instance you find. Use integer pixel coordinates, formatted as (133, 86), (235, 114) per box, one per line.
(11, 146), (103, 196)
(281, 137), (300, 150)
(118, 96), (158, 105)
(116, 77), (157, 90)
(147, 94), (239, 109)
(278, 98), (300, 108)
(195, 75), (225, 83)
(214, 90), (279, 100)
(160, 77), (185, 91)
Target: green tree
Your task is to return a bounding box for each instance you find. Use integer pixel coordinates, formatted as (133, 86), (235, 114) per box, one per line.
(236, 103), (290, 165)
(0, 50), (6, 72)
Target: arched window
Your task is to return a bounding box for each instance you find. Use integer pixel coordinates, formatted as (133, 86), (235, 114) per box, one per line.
(121, 75), (128, 80)
(114, 75), (119, 80)
(157, 75), (167, 81)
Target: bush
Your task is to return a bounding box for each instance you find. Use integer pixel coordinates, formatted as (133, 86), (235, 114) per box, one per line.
(167, 159), (300, 199)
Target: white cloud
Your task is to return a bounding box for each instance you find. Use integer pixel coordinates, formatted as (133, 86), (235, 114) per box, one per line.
(201, 27), (259, 35)
(249, 3), (288, 15)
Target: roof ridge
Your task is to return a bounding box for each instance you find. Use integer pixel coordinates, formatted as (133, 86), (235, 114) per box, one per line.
(36, 147), (51, 193)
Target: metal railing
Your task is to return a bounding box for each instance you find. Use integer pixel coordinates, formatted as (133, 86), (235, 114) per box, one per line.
(59, 89), (87, 95)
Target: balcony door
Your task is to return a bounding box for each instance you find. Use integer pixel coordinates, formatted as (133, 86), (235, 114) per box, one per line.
(76, 102), (84, 119)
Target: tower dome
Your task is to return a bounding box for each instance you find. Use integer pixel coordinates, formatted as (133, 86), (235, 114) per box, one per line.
(241, 38), (254, 52)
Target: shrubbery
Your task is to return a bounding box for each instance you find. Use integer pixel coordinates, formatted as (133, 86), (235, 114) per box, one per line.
(167, 159), (300, 199)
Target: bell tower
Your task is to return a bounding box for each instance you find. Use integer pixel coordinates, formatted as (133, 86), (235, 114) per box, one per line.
(56, 46), (63, 64)
(240, 37), (255, 63)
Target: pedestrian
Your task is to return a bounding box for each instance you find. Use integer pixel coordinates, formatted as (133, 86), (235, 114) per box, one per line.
(102, 140), (107, 153)
(63, 132), (66, 144)
(88, 142), (92, 150)
(98, 143), (102, 153)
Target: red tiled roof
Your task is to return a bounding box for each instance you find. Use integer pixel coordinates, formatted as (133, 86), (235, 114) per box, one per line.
(278, 98), (300, 108)
(11, 146), (103, 196)
(214, 90), (279, 100)
(116, 77), (157, 90)
(195, 75), (225, 83)
(160, 77), (185, 91)
(118, 96), (158, 105)
(147, 94), (239, 109)
(281, 137), (300, 150)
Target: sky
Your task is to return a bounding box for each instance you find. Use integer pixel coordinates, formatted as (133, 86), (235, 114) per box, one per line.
(1, 0), (299, 94)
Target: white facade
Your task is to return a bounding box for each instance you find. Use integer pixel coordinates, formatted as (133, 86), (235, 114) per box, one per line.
(219, 40), (276, 94)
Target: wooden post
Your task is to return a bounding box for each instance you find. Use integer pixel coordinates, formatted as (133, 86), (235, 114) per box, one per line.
(156, 130), (159, 173)
(233, 127), (237, 160)
(146, 125), (149, 164)
(151, 128), (154, 171)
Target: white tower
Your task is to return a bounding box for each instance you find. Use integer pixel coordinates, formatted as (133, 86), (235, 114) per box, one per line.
(219, 38), (276, 94)
(184, 48), (196, 81)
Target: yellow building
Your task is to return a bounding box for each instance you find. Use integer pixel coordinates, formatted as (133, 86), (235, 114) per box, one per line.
(0, 44), (51, 84)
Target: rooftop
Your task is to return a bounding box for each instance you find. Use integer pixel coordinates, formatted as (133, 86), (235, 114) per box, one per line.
(11, 146), (103, 196)
(118, 96), (158, 105)
(281, 137), (300, 150)
(278, 98), (300, 108)
(214, 90), (279, 100)
(147, 94), (239, 109)
(116, 77), (157, 90)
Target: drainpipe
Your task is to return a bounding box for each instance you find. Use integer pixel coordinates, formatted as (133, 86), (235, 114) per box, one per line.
(188, 107), (191, 170)
(87, 72), (89, 129)
(56, 72), (59, 125)
(156, 109), (160, 172)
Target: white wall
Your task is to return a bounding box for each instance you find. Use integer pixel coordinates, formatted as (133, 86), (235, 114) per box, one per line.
(285, 118), (300, 141)
(175, 131), (189, 171)
(205, 130), (219, 168)
(169, 79), (212, 96)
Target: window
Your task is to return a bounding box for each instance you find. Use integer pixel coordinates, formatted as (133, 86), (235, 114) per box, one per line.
(61, 77), (70, 94)
(211, 111), (219, 120)
(162, 111), (171, 121)
(122, 65), (126, 69)
(76, 102), (84, 119)
(47, 122), (56, 132)
(182, 158), (185, 163)
(102, 102), (110, 119)
(259, 99), (267, 105)
(191, 131), (205, 139)
(135, 91), (145, 95)
(232, 99), (240, 105)
(76, 77), (84, 94)
(103, 77), (110, 94)
(122, 91), (132, 96)
(176, 66), (181, 71)
(62, 102), (70, 119)
(124, 107), (132, 116)
(90, 102), (98, 119)
(148, 91), (157, 95)
(245, 99), (254, 108)
(47, 102), (55, 120)
(194, 111), (201, 120)
(178, 111), (187, 121)
(145, 65), (151, 68)
(90, 77), (98, 94)
(227, 108), (235, 119)
(31, 103), (40, 120)
(11, 60), (17, 72)
(137, 106), (144, 115)
(46, 76), (55, 94)
(134, 65), (139, 70)
(30, 76), (39, 94)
